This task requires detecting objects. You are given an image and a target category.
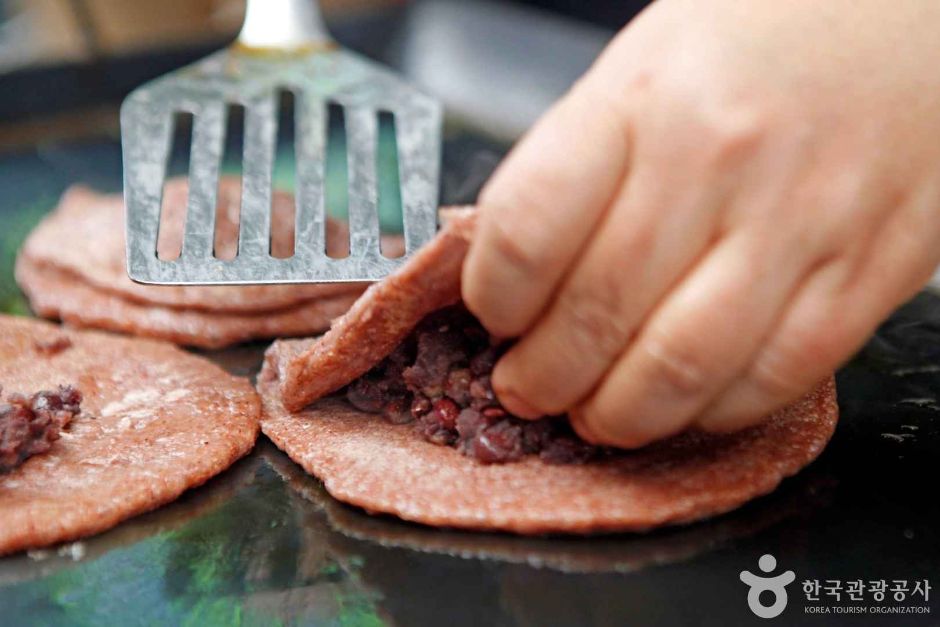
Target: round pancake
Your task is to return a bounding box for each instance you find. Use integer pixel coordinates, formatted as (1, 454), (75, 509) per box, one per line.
(259, 378), (837, 535)
(0, 315), (260, 555)
(18, 179), (374, 314)
(15, 259), (359, 349)
(263, 441), (833, 573)
(0, 454), (260, 585)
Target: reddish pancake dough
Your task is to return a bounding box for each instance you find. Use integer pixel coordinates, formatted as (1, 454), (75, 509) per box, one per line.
(267, 208), (476, 411)
(259, 380), (837, 534)
(263, 441), (831, 574)
(15, 259), (359, 350)
(18, 179), (377, 313)
(258, 207), (838, 533)
(0, 315), (260, 555)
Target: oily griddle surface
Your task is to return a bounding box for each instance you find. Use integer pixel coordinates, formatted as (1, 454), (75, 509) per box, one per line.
(1, 135), (936, 626)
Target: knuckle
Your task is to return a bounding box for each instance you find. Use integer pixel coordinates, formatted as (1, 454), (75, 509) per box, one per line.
(460, 268), (525, 340)
(773, 217), (829, 261)
(461, 289), (526, 340)
(749, 354), (800, 399)
(489, 216), (544, 278)
(477, 190), (553, 282)
(480, 147), (567, 217)
(748, 281), (864, 402)
(789, 184), (868, 254)
(558, 282), (632, 359)
(702, 110), (766, 168)
(575, 75), (634, 138)
(749, 330), (829, 399)
(639, 329), (710, 397)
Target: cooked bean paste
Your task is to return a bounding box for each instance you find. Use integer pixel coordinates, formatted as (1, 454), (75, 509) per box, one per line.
(0, 385), (81, 472)
(345, 306), (604, 464)
(33, 335), (73, 356)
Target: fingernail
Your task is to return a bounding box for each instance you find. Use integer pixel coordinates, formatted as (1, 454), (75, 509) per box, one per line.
(567, 407), (602, 444)
(496, 389), (543, 419)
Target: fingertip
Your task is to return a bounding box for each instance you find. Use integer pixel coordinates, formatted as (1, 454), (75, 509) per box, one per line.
(695, 413), (762, 434)
(568, 403), (659, 450)
(459, 243), (485, 319)
(497, 390), (544, 421)
(567, 407), (606, 445)
(695, 387), (795, 434)
(460, 278), (523, 341)
(460, 215), (539, 339)
(491, 362), (544, 419)
(461, 249), (507, 339)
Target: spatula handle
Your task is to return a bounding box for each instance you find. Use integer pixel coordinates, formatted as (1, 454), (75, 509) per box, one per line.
(238, 0), (331, 50)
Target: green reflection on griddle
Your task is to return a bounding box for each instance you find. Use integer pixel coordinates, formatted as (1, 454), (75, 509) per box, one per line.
(0, 461), (385, 627)
(0, 199), (47, 315)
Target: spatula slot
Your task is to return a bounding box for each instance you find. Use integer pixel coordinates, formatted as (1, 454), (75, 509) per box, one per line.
(344, 105), (381, 260)
(324, 101), (349, 259)
(271, 89), (297, 259)
(212, 103), (245, 261)
(377, 110), (404, 259)
(292, 91), (328, 260)
(156, 111), (194, 262)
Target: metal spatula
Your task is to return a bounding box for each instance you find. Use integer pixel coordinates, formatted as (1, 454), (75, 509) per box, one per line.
(121, 0), (441, 285)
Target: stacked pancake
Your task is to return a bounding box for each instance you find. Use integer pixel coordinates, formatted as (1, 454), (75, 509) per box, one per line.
(14, 178), (392, 349)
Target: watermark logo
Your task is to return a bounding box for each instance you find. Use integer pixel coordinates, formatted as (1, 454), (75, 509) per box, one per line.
(739, 553), (931, 618)
(740, 554), (796, 619)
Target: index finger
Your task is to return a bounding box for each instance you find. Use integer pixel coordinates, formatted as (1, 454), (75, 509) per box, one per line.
(462, 75), (631, 338)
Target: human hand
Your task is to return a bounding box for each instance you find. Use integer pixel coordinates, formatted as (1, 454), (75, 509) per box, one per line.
(462, 0), (940, 447)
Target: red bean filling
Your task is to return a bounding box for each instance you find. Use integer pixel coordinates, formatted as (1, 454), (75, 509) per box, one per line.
(33, 336), (73, 356)
(0, 385), (82, 473)
(345, 306), (604, 464)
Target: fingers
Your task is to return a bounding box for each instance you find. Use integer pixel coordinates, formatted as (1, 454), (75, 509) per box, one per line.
(694, 258), (856, 432)
(462, 76), (631, 338)
(491, 165), (722, 418)
(569, 230), (809, 448)
(697, 199), (940, 431)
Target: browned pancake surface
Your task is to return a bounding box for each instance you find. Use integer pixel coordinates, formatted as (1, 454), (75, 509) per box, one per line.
(0, 315), (260, 555)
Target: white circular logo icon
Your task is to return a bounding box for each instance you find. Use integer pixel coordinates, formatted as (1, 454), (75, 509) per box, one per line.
(740, 554), (796, 619)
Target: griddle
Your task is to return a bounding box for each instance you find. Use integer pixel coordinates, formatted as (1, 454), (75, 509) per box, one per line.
(1, 15), (938, 627)
(0, 131), (937, 626)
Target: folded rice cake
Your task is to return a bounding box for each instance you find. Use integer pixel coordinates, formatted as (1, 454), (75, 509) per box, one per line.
(259, 211), (839, 534)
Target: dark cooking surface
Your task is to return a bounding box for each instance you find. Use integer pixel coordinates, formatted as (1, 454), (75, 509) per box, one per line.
(0, 136), (937, 626)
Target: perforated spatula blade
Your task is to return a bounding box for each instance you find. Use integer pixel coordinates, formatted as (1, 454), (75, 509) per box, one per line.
(121, 0), (441, 285)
